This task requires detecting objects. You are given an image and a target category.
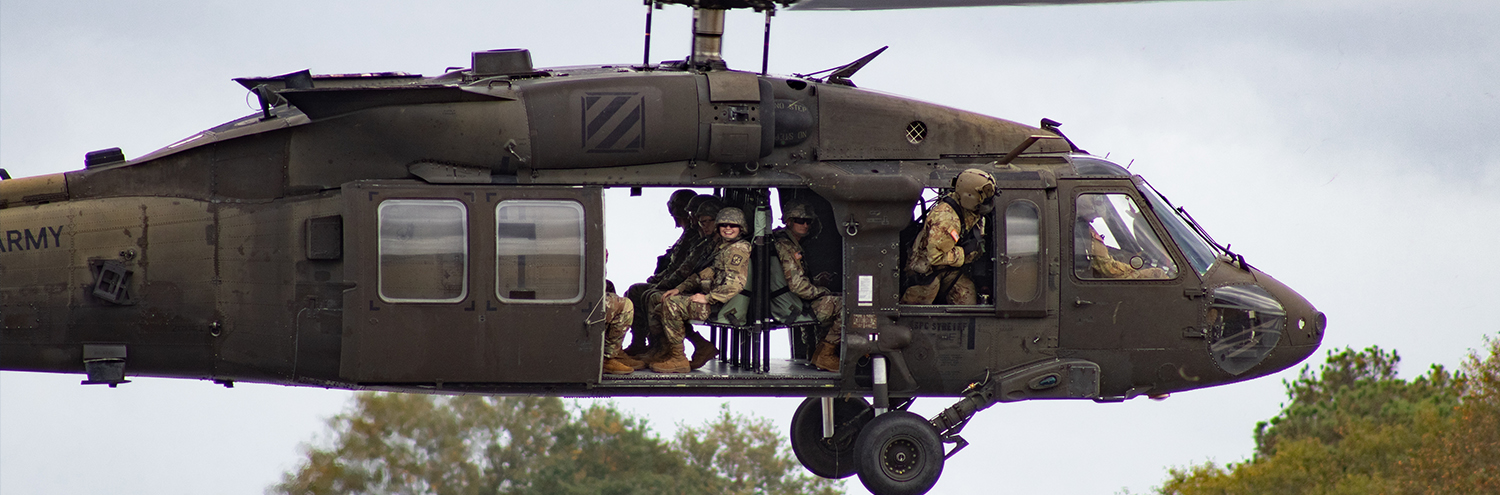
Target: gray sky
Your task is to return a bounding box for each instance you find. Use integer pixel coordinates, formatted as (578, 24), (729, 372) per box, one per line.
(3, 1), (1497, 494)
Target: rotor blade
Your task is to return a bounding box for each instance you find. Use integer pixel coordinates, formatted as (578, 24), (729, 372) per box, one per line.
(787, 0), (1205, 11)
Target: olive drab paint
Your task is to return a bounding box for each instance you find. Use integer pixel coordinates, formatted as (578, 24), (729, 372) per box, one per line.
(0, 2), (1325, 495)
(0, 226), (63, 252)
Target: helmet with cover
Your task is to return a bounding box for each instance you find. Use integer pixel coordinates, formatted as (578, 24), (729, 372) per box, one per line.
(716, 207), (746, 228)
(689, 195), (724, 220)
(781, 201), (814, 226)
(953, 168), (997, 213)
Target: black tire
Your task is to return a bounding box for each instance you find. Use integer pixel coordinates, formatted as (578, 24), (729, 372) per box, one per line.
(853, 410), (945, 495)
(789, 396), (872, 479)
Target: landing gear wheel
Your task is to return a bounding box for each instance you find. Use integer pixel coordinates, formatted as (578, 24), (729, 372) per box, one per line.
(790, 396), (872, 479)
(853, 410), (945, 495)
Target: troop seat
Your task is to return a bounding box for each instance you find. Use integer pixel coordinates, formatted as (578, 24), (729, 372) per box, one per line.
(701, 247), (825, 373)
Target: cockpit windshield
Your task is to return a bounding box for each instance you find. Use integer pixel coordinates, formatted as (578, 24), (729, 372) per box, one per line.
(1138, 180), (1220, 276)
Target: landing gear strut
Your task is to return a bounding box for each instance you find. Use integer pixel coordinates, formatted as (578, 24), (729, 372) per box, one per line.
(790, 396), (872, 479)
(850, 364), (1002, 495)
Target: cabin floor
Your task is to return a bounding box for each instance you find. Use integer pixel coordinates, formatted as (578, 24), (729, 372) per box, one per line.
(597, 357), (839, 394)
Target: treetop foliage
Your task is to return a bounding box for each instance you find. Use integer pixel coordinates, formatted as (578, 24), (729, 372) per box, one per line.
(272, 395), (843, 495)
(1160, 336), (1500, 495)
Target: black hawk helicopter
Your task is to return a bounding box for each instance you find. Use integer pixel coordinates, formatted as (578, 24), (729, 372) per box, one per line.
(0, 1), (1325, 493)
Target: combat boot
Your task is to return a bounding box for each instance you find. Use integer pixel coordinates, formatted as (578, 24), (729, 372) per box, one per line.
(615, 354), (647, 371)
(603, 358), (634, 375)
(638, 342), (668, 364)
(686, 330), (718, 370)
(649, 343), (690, 373)
(811, 342), (841, 372)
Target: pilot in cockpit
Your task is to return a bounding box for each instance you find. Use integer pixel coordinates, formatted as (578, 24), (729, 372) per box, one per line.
(1076, 194), (1169, 280)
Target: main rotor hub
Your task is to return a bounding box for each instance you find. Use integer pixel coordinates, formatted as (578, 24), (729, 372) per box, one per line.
(691, 9), (727, 66)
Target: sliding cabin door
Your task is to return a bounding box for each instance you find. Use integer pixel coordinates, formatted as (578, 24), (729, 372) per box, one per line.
(339, 182), (604, 384)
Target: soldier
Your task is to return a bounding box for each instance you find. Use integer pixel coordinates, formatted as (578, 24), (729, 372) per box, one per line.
(1076, 198), (1170, 280)
(601, 280), (643, 375)
(771, 201), (844, 372)
(654, 207), (751, 373)
(622, 190), (699, 357)
(901, 168), (997, 305)
(628, 196), (724, 364)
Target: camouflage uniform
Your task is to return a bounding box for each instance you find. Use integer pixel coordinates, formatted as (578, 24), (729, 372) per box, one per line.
(625, 229), (701, 349)
(1088, 227), (1167, 279)
(601, 291), (634, 359)
(901, 199), (984, 305)
(660, 237), (752, 345)
(624, 196), (721, 356)
(771, 228), (842, 344)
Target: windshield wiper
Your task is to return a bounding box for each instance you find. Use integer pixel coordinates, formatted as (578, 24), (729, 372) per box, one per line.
(1141, 179), (1250, 271)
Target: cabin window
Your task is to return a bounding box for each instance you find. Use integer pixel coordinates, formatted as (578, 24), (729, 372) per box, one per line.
(377, 199), (469, 303)
(495, 200), (585, 303)
(1004, 200), (1041, 302)
(1073, 193), (1177, 280)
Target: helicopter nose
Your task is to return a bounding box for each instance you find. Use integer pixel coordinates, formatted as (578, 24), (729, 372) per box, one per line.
(1212, 268), (1320, 376)
(1203, 267), (1323, 377)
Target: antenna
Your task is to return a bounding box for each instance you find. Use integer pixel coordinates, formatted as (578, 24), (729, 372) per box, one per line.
(642, 1), (656, 68)
(760, 7), (775, 75)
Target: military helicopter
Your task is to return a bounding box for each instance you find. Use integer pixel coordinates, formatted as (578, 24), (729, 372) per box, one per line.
(0, 1), (1326, 494)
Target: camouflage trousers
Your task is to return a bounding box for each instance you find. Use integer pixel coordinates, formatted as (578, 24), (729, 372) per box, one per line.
(625, 283), (664, 347)
(809, 295), (843, 344)
(659, 294), (712, 346)
(602, 293), (634, 359)
(900, 270), (976, 305)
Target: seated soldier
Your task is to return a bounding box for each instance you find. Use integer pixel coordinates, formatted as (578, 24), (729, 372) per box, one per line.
(901, 169), (997, 305)
(771, 201), (843, 372)
(655, 207), (751, 373)
(622, 189), (698, 358)
(601, 280), (643, 375)
(632, 196), (723, 367)
(1085, 225), (1168, 279)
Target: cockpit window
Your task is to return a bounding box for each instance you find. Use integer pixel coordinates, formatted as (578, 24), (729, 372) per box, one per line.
(1074, 193), (1177, 280)
(1139, 182), (1219, 276)
(1071, 156), (1131, 177)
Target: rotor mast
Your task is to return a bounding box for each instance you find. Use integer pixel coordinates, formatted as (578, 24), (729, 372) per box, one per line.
(691, 8), (727, 67)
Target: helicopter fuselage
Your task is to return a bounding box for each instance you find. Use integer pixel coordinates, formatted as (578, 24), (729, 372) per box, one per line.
(0, 56), (1322, 405)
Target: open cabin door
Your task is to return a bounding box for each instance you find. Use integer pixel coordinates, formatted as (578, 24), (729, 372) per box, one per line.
(339, 182), (605, 384)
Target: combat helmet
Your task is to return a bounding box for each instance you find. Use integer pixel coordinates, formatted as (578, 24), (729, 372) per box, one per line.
(690, 195), (724, 220)
(953, 168), (997, 213)
(716, 207), (746, 228)
(781, 201), (814, 225)
(667, 189), (697, 219)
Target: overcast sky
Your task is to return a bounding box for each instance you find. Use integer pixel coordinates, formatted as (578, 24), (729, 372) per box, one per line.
(3, 1), (1497, 494)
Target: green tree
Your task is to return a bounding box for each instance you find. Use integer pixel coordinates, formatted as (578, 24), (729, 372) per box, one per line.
(1158, 340), (1500, 495)
(272, 394), (843, 495)
(1395, 336), (1500, 493)
(674, 404), (842, 495)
